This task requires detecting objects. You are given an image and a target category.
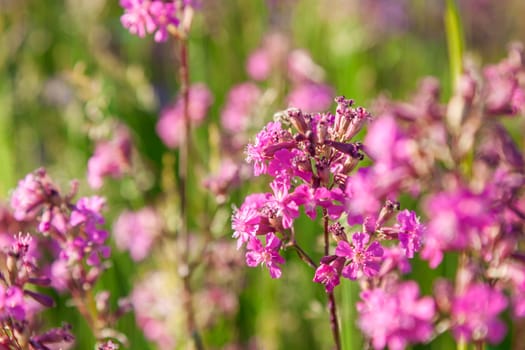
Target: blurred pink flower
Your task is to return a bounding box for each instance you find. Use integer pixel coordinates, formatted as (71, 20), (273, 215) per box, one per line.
(246, 48), (271, 81)
(156, 83), (213, 148)
(221, 82), (261, 133)
(120, 0), (156, 38)
(87, 127), (132, 189)
(451, 283), (507, 344)
(357, 281), (435, 350)
(287, 49), (325, 84)
(120, 0), (179, 42)
(287, 83), (334, 113)
(113, 207), (162, 261)
(149, 1), (179, 42)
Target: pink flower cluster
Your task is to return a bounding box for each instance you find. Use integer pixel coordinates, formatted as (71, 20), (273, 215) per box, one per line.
(234, 98), (426, 296)
(120, 0), (180, 42)
(4, 168), (129, 347)
(357, 281), (435, 350)
(0, 231), (75, 348)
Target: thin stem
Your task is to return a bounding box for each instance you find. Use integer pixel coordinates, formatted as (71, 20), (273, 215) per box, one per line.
(177, 30), (204, 350)
(323, 208), (329, 256)
(328, 291), (342, 350)
(323, 211), (341, 350)
(286, 241), (317, 269)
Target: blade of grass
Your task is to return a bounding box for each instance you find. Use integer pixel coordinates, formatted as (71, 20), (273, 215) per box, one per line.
(0, 82), (15, 197)
(340, 278), (362, 350)
(444, 0), (465, 89)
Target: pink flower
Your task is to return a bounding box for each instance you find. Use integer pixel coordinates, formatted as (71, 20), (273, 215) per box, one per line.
(421, 187), (496, 268)
(203, 159), (241, 203)
(149, 1), (179, 42)
(246, 48), (271, 81)
(246, 122), (293, 176)
(10, 169), (52, 221)
(395, 209), (424, 258)
(131, 274), (176, 350)
(156, 83), (213, 148)
(357, 281), (435, 350)
(268, 179), (299, 229)
(287, 49), (325, 84)
(344, 168), (383, 225)
(287, 83), (334, 113)
(120, 0), (156, 38)
(0, 285), (26, 321)
(365, 115), (409, 171)
(221, 82), (261, 133)
(70, 196), (106, 228)
(335, 232), (383, 280)
(232, 206), (260, 250)
(245, 233), (285, 279)
(313, 257), (345, 293)
(87, 127), (132, 189)
(451, 283), (508, 344)
(113, 207), (162, 261)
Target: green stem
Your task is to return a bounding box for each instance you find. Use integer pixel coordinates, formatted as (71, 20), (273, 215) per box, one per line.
(444, 0), (465, 89)
(457, 338), (468, 350)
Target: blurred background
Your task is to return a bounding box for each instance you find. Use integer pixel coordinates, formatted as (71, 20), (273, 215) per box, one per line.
(1, 0), (525, 349)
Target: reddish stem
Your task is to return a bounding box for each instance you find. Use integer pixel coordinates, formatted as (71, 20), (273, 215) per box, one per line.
(323, 212), (341, 350)
(177, 28), (204, 350)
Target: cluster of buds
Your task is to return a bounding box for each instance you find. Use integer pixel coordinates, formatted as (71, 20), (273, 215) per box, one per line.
(0, 232), (75, 349)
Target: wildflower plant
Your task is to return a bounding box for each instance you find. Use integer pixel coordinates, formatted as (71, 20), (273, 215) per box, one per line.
(233, 98), (431, 348)
(2, 168), (130, 348)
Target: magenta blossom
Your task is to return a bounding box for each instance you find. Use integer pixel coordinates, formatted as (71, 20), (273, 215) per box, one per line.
(268, 179), (299, 229)
(421, 187), (496, 268)
(246, 121), (293, 176)
(357, 281), (435, 350)
(120, 0), (179, 42)
(120, 0), (156, 38)
(395, 209), (424, 258)
(245, 233), (285, 279)
(335, 232), (384, 280)
(451, 283), (508, 344)
(313, 257), (345, 293)
(232, 206), (260, 250)
(344, 168), (384, 225)
(0, 285), (26, 321)
(10, 169), (54, 221)
(149, 1), (179, 42)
